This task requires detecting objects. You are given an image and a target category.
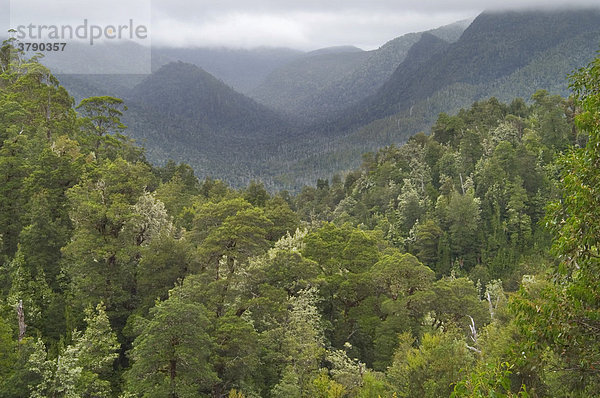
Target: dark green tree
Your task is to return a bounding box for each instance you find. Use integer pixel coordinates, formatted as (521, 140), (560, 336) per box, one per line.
(123, 287), (217, 397)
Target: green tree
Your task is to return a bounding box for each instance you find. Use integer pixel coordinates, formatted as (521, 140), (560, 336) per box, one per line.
(62, 157), (154, 327)
(513, 54), (600, 394)
(0, 315), (17, 388)
(271, 288), (325, 397)
(387, 330), (475, 398)
(372, 252), (435, 301)
(531, 90), (570, 151)
(28, 338), (82, 398)
(123, 287), (217, 398)
(451, 362), (529, 398)
(263, 196), (300, 242)
(74, 303), (120, 397)
(75, 96), (129, 158)
(136, 235), (191, 312)
(371, 252), (435, 368)
(212, 314), (260, 396)
(445, 189), (482, 269)
(197, 207), (272, 280)
(427, 277), (489, 332)
(411, 220), (443, 271)
(243, 180), (269, 207)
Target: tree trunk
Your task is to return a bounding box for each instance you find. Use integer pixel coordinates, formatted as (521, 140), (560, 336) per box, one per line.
(16, 299), (26, 342)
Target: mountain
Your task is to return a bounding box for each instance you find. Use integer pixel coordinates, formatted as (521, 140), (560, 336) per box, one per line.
(346, 9), (600, 126)
(122, 61), (295, 187)
(34, 41), (172, 102)
(51, 44), (303, 102)
(427, 18), (473, 42)
(305, 45), (364, 56)
(152, 46), (304, 93)
(250, 20), (471, 121)
(48, 10), (600, 190)
(274, 9), (600, 186)
(128, 61), (287, 131)
(250, 47), (370, 119)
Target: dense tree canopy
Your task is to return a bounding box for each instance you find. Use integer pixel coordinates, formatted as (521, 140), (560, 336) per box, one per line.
(0, 39), (599, 397)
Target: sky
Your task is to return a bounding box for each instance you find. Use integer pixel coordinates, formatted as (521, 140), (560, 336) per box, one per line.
(6, 0), (600, 50)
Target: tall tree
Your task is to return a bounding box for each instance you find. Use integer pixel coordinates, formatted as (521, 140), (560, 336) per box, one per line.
(123, 286), (217, 398)
(74, 303), (120, 397)
(62, 157), (154, 327)
(75, 96), (128, 158)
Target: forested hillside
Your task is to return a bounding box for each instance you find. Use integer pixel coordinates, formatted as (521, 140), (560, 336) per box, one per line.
(33, 10), (600, 191)
(122, 61), (298, 187)
(2, 36), (600, 397)
(324, 9), (600, 135)
(250, 20), (470, 121)
(276, 9), (600, 188)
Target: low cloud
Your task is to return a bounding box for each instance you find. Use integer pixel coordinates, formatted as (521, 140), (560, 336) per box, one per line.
(5, 0), (600, 50)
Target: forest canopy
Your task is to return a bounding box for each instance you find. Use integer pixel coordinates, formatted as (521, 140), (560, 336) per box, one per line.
(0, 39), (599, 397)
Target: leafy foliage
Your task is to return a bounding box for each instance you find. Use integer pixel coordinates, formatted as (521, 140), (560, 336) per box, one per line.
(1, 37), (600, 398)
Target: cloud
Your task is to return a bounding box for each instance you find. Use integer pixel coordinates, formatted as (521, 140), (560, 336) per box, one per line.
(152, 13), (309, 48)
(5, 0), (600, 50)
(150, 7), (477, 50)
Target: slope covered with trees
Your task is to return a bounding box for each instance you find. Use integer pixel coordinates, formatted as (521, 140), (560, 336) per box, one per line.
(250, 20), (470, 121)
(352, 9), (600, 124)
(273, 9), (600, 188)
(2, 35), (600, 397)
(33, 10), (600, 191)
(122, 61), (299, 187)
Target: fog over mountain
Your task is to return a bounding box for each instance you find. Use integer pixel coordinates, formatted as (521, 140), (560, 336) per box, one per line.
(8, 0), (600, 50)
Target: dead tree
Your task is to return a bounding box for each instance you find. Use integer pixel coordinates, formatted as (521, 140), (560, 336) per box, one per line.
(16, 300), (26, 342)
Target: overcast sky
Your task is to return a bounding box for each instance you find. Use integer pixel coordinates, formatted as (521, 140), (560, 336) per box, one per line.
(6, 0), (600, 50)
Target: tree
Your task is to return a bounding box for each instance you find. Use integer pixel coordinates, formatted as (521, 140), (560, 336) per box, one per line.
(0, 315), (17, 387)
(271, 288), (325, 397)
(302, 223), (350, 275)
(531, 90), (570, 151)
(427, 277), (489, 332)
(396, 179), (427, 233)
(24, 303), (119, 398)
(75, 96), (128, 157)
(411, 220), (443, 271)
(211, 314), (260, 396)
(432, 113), (465, 146)
(371, 252), (435, 369)
(263, 196), (300, 242)
(197, 207), (272, 280)
(505, 177), (532, 252)
(446, 189), (482, 269)
(74, 303), (120, 397)
(136, 235), (191, 312)
(0, 133), (31, 258)
(451, 362), (529, 398)
(243, 180), (269, 207)
(514, 54), (600, 394)
(61, 157), (156, 337)
(123, 287), (217, 398)
(250, 249), (320, 297)
(0, 331), (41, 397)
(387, 329), (475, 398)
(28, 338), (82, 398)
(6, 247), (53, 337)
(310, 370), (346, 398)
(372, 252), (434, 301)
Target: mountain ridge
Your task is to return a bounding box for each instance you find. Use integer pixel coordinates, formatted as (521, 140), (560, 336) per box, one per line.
(48, 9), (600, 190)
